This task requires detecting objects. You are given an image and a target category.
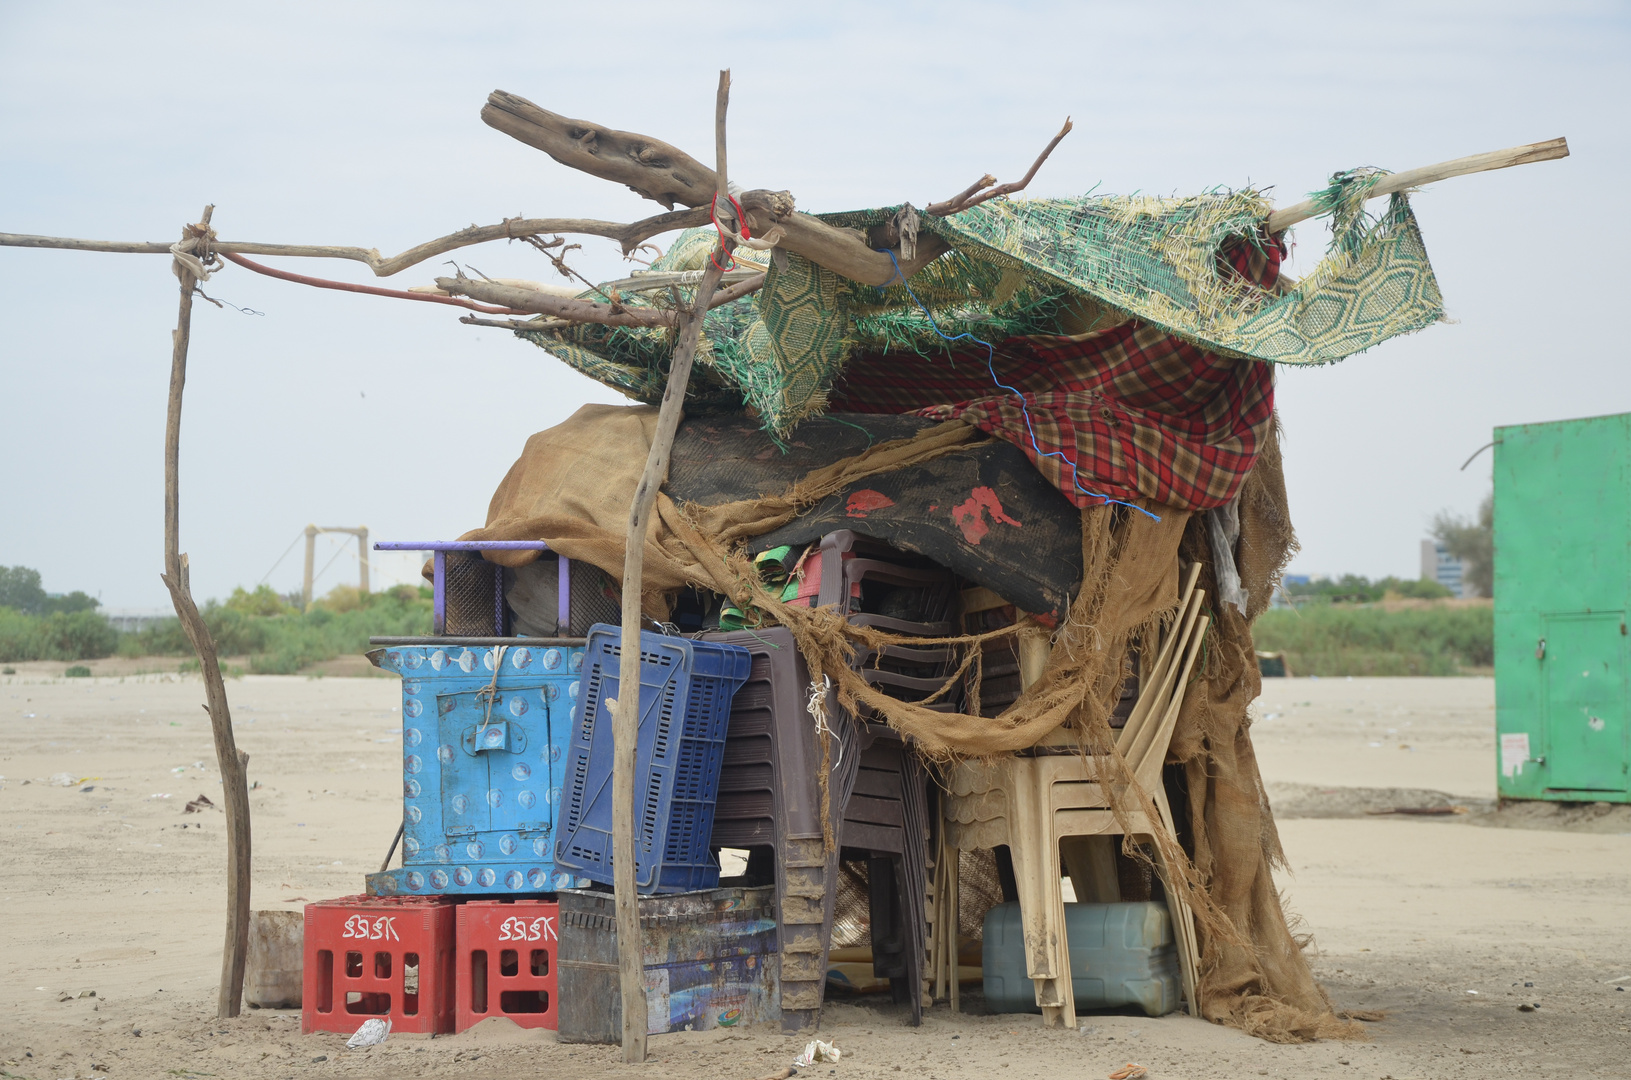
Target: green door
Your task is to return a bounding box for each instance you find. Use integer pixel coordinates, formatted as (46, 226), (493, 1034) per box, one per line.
(1542, 612), (1629, 792)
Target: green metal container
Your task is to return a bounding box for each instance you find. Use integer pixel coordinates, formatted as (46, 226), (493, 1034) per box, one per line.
(1494, 412), (1630, 802)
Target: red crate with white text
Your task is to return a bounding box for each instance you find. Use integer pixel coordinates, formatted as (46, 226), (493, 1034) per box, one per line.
(302, 895), (457, 1035)
(456, 899), (559, 1032)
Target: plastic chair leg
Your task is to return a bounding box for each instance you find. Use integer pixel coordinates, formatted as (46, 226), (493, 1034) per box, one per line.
(1152, 785), (1201, 1013)
(1005, 759), (1073, 1027)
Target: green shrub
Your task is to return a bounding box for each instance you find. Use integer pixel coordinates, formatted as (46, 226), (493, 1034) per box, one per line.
(120, 584), (432, 674)
(1253, 602), (1493, 676)
(64, 665), (92, 678)
(0, 606), (119, 662)
(224, 584), (298, 617)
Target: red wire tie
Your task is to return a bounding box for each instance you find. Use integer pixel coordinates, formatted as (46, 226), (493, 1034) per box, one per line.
(709, 193), (751, 272)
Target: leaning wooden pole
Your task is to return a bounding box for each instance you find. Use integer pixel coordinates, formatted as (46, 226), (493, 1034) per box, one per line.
(158, 205), (254, 1018)
(611, 70), (736, 1063)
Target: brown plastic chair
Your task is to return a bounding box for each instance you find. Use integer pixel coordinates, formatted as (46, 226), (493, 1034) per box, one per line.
(941, 564), (1208, 1026)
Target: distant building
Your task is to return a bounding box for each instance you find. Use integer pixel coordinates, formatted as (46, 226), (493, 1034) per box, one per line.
(99, 607), (174, 633)
(1420, 539), (1466, 598)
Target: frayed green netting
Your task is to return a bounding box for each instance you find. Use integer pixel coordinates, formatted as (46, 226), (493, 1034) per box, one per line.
(515, 172), (1443, 435)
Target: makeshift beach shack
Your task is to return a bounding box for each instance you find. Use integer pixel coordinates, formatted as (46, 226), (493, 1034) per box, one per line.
(443, 91), (1502, 1042)
(0, 71), (1568, 1048)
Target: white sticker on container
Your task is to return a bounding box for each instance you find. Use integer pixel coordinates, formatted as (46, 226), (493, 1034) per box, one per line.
(1500, 732), (1531, 778)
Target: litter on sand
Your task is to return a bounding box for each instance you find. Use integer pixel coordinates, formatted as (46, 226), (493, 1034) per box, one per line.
(793, 1039), (841, 1067)
(346, 1017), (390, 1048)
(1109, 1065), (1148, 1080)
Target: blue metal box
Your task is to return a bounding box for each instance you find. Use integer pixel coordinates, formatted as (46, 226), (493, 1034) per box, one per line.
(366, 643), (596, 897)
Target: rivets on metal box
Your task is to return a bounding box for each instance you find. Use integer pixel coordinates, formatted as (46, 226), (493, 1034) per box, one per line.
(429, 650), (446, 670)
(488, 789), (503, 808)
(438, 744), (454, 765)
(435, 844), (451, 863)
(498, 834), (518, 855)
(404, 698), (422, 718)
(512, 647), (533, 669)
(451, 794), (467, 815)
(511, 762), (531, 782)
(404, 837), (420, 857)
(429, 869), (449, 890)
(477, 868), (496, 888)
(406, 805), (421, 824)
(507, 870), (525, 889)
(406, 871), (425, 891)
(404, 727), (421, 747)
(527, 868), (547, 889)
(532, 838), (550, 859)
(518, 790), (536, 810)
(404, 779), (421, 798)
(454, 866), (473, 887)
(466, 841), (484, 860)
(404, 755), (422, 775)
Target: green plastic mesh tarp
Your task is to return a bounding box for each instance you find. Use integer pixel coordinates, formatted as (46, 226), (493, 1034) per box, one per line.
(516, 169), (1443, 436)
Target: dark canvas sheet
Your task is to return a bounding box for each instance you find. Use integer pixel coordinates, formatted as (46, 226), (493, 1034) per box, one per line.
(668, 414), (1082, 620)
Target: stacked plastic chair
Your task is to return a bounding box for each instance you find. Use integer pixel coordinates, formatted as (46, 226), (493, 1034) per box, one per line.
(941, 564), (1208, 1027)
(707, 531), (955, 1029)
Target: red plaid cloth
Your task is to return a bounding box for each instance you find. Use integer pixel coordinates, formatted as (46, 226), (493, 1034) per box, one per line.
(826, 234), (1283, 511)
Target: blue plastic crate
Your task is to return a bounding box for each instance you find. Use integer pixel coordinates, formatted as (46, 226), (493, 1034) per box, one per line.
(365, 643), (596, 897)
(555, 625), (751, 893)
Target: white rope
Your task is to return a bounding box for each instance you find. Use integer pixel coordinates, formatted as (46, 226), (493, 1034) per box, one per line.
(170, 242), (214, 282)
(475, 645), (509, 741)
(806, 674), (842, 771)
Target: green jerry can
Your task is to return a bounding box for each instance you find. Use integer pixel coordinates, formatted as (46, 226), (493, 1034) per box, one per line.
(1493, 411), (1631, 802)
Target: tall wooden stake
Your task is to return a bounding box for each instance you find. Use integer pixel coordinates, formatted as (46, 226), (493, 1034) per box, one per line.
(159, 205), (254, 1018)
(611, 70), (736, 1063)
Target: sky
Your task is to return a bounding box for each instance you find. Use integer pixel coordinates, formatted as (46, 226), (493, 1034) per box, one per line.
(1, 1), (1626, 608)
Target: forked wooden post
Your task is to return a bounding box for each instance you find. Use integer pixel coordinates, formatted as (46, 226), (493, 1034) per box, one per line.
(158, 205), (254, 1018)
(610, 69), (735, 1063)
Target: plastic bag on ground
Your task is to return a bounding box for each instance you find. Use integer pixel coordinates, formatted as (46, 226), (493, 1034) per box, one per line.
(794, 1039), (841, 1068)
(346, 1017), (391, 1048)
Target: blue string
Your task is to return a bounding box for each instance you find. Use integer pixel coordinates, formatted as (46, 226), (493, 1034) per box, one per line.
(877, 249), (1160, 521)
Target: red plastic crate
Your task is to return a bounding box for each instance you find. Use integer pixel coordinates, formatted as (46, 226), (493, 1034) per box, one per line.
(456, 899), (559, 1032)
(303, 894), (457, 1035)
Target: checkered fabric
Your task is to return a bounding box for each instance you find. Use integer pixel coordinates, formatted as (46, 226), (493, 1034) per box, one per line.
(826, 236), (1283, 511)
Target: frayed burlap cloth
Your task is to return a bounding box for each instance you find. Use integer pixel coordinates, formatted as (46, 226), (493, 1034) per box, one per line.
(463, 404), (1354, 1042)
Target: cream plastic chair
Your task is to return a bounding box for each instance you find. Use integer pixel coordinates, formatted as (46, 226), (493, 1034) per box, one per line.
(942, 565), (1208, 1026)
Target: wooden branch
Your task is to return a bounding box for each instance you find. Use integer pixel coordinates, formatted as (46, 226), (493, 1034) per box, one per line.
(926, 118), (1074, 216)
(455, 272), (765, 334)
(610, 69), (737, 1066)
(159, 205), (253, 1020)
(483, 90), (950, 287)
(1266, 137), (1569, 233)
(484, 91), (717, 210)
(0, 205), (710, 277)
(437, 271), (765, 329)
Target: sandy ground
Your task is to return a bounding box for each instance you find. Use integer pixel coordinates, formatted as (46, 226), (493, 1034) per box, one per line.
(1, 671), (1627, 1079)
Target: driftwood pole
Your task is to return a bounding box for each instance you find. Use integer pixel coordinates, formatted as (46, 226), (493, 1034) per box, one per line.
(159, 205), (254, 1018)
(610, 70), (736, 1063)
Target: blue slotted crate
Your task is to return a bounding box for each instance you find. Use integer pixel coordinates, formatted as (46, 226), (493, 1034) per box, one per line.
(555, 625), (751, 893)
